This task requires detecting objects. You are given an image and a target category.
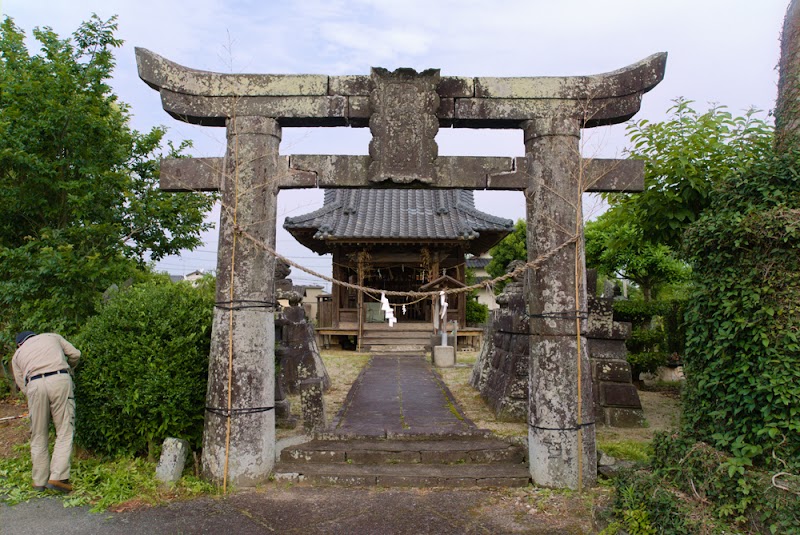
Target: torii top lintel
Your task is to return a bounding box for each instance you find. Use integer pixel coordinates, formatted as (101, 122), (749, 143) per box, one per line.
(135, 48), (666, 129)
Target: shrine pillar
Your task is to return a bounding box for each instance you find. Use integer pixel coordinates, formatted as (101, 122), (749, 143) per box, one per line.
(202, 116), (280, 487)
(523, 116), (596, 490)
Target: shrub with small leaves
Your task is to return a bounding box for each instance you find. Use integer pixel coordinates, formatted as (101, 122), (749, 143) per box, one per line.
(74, 277), (214, 456)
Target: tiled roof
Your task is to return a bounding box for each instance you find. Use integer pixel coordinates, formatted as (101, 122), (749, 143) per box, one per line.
(466, 257), (491, 269)
(284, 189), (514, 255)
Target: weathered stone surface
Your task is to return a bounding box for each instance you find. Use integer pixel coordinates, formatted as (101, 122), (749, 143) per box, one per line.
(348, 451), (421, 464)
(455, 95), (643, 128)
(141, 48), (665, 134)
(588, 338), (629, 360)
(276, 305), (330, 395)
(592, 360), (633, 383)
(583, 159), (644, 192)
(433, 345), (456, 367)
(300, 377), (327, 432)
(283, 153), (643, 193)
(437, 76), (474, 98)
(159, 157), (223, 191)
(329, 75), (372, 97)
(603, 407), (647, 428)
(474, 53), (666, 100)
(155, 437), (190, 484)
(160, 90), (349, 127)
(202, 116), (279, 487)
(529, 336), (594, 429)
(600, 383), (643, 409)
(470, 260), (531, 423)
(528, 425), (596, 490)
(136, 48), (329, 97)
(523, 114), (597, 490)
(435, 157), (512, 189)
(368, 68), (440, 185)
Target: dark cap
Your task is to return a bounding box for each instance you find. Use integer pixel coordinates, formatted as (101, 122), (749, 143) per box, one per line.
(15, 331), (36, 346)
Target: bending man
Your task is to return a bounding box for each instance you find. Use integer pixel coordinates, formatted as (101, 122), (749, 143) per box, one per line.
(12, 331), (81, 493)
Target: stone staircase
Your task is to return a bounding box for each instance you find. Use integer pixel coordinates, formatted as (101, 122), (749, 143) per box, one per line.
(360, 323), (432, 352)
(273, 435), (530, 487)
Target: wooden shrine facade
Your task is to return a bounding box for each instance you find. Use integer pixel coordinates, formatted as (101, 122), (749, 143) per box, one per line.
(284, 189), (513, 339)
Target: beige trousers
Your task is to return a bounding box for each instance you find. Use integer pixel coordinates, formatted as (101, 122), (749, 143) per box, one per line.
(26, 374), (75, 485)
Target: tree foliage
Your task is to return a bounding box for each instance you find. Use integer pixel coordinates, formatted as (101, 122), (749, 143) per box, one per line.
(0, 16), (215, 347)
(682, 150), (800, 471)
(486, 219), (526, 292)
(605, 99), (773, 251)
(74, 277), (214, 456)
(585, 215), (688, 301)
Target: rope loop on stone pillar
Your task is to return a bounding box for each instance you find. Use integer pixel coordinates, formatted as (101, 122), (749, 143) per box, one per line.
(214, 299), (278, 311)
(206, 406), (275, 417)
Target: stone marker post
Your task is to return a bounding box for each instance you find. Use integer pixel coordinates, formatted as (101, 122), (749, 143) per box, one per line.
(524, 116), (596, 490)
(202, 116), (280, 487)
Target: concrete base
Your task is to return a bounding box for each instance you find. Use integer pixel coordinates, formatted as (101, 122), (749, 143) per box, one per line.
(433, 346), (456, 367)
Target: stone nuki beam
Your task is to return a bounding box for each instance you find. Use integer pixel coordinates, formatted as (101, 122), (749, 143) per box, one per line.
(159, 155), (644, 193)
(137, 48), (666, 129)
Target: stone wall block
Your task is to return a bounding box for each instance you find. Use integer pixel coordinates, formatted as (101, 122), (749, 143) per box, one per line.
(588, 339), (629, 360)
(600, 383), (643, 409)
(593, 360), (633, 383)
(603, 407), (647, 427)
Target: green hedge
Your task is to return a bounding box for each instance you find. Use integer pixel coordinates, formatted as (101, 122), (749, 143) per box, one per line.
(74, 278), (214, 456)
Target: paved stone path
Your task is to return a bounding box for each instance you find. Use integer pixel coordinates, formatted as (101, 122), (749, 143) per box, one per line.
(333, 354), (476, 436)
(1, 485), (593, 534)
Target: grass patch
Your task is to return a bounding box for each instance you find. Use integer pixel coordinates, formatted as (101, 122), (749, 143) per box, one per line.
(0, 444), (215, 512)
(597, 439), (652, 462)
(319, 349), (371, 427)
(437, 351), (527, 439)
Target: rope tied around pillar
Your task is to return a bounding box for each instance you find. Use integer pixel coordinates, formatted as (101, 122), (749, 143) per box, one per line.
(214, 300), (279, 311)
(206, 406), (275, 417)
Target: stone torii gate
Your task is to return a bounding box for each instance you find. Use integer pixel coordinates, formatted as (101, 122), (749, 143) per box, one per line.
(136, 49), (665, 490)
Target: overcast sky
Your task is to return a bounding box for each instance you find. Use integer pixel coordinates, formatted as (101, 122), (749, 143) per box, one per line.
(2, 1), (790, 288)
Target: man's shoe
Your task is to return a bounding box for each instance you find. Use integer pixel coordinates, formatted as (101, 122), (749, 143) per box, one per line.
(32, 484), (46, 492)
(45, 479), (73, 493)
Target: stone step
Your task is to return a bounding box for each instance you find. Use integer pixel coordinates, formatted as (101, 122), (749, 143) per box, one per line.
(280, 438), (526, 465)
(363, 344), (429, 353)
(361, 337), (430, 344)
(272, 461), (531, 488)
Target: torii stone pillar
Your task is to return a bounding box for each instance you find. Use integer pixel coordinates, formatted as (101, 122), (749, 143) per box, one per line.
(202, 116), (280, 485)
(524, 116), (595, 488)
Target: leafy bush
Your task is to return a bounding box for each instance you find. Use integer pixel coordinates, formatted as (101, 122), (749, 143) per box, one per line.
(607, 433), (800, 534)
(683, 151), (800, 471)
(627, 351), (668, 378)
(74, 278), (214, 456)
(613, 300), (672, 328)
(466, 298), (489, 326)
(625, 329), (666, 355)
(613, 299), (687, 378)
